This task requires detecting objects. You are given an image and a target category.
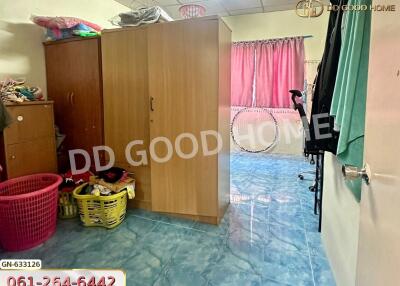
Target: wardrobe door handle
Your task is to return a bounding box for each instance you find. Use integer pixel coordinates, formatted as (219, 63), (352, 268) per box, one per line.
(150, 97), (154, 112)
(67, 92), (72, 104)
(70, 92), (75, 105)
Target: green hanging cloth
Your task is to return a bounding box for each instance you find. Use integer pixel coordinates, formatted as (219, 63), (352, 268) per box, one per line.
(330, 0), (372, 201)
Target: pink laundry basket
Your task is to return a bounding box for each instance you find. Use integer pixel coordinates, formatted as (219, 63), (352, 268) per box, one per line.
(0, 173), (62, 252)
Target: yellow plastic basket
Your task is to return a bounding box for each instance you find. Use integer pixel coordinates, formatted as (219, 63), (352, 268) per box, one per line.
(73, 183), (128, 229)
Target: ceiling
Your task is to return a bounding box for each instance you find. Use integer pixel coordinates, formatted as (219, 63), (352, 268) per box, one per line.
(115, 0), (304, 19)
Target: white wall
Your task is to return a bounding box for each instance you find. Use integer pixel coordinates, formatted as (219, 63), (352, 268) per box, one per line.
(322, 153), (360, 286)
(0, 0), (130, 97)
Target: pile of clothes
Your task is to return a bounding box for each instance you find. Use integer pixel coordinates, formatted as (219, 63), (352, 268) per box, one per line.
(60, 170), (93, 190)
(31, 15), (102, 41)
(0, 78), (44, 103)
(78, 167), (135, 199)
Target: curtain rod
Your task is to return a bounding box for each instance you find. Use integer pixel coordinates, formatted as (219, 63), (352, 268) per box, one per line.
(233, 35), (313, 44)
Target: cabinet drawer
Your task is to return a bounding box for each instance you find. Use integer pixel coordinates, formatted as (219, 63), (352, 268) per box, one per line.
(6, 137), (57, 178)
(4, 104), (55, 144)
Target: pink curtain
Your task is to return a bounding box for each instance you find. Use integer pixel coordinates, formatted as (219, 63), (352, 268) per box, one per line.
(255, 38), (305, 108)
(231, 44), (255, 107)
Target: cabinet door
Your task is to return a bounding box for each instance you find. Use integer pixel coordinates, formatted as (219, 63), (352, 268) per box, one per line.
(6, 138), (57, 178)
(45, 38), (103, 158)
(102, 28), (151, 208)
(148, 19), (220, 217)
(4, 104), (54, 144)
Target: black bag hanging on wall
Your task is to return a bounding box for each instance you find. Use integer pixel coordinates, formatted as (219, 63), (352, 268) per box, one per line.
(308, 0), (348, 154)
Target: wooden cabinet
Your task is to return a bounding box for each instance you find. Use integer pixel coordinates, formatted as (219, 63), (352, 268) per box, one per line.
(44, 38), (104, 171)
(0, 102), (57, 179)
(102, 17), (231, 224)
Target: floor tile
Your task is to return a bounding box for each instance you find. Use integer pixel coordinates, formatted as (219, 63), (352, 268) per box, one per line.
(303, 219), (320, 233)
(261, 250), (314, 286)
(311, 255), (336, 286)
(0, 152), (335, 285)
(306, 231), (326, 257)
(264, 224), (309, 255)
(203, 251), (263, 286)
(153, 266), (208, 286)
(269, 210), (305, 230)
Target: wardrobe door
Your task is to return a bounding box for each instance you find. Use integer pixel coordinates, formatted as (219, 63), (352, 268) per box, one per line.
(62, 38), (102, 153)
(148, 19), (220, 217)
(102, 28), (152, 209)
(45, 42), (76, 151)
(45, 38), (103, 169)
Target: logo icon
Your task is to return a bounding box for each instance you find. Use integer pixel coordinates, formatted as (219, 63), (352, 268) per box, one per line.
(296, 0), (325, 18)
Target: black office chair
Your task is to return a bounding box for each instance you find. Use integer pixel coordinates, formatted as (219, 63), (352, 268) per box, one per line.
(290, 89), (324, 232)
(290, 90), (317, 187)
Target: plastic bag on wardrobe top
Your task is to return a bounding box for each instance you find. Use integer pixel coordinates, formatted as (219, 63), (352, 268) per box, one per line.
(109, 6), (172, 27)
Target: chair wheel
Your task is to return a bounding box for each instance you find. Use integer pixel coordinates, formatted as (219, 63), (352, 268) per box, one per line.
(298, 175), (304, 180)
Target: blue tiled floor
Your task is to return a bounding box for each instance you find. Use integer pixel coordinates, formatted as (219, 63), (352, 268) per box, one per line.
(0, 153), (335, 286)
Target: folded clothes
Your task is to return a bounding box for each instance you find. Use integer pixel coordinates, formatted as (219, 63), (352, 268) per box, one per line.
(31, 15), (102, 41)
(72, 23), (100, 37)
(45, 23), (100, 41)
(31, 15), (101, 31)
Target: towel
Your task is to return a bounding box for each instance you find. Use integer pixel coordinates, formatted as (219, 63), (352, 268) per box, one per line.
(330, 0), (372, 201)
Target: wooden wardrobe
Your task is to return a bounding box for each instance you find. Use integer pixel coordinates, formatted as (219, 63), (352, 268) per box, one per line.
(44, 38), (104, 172)
(102, 17), (231, 224)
